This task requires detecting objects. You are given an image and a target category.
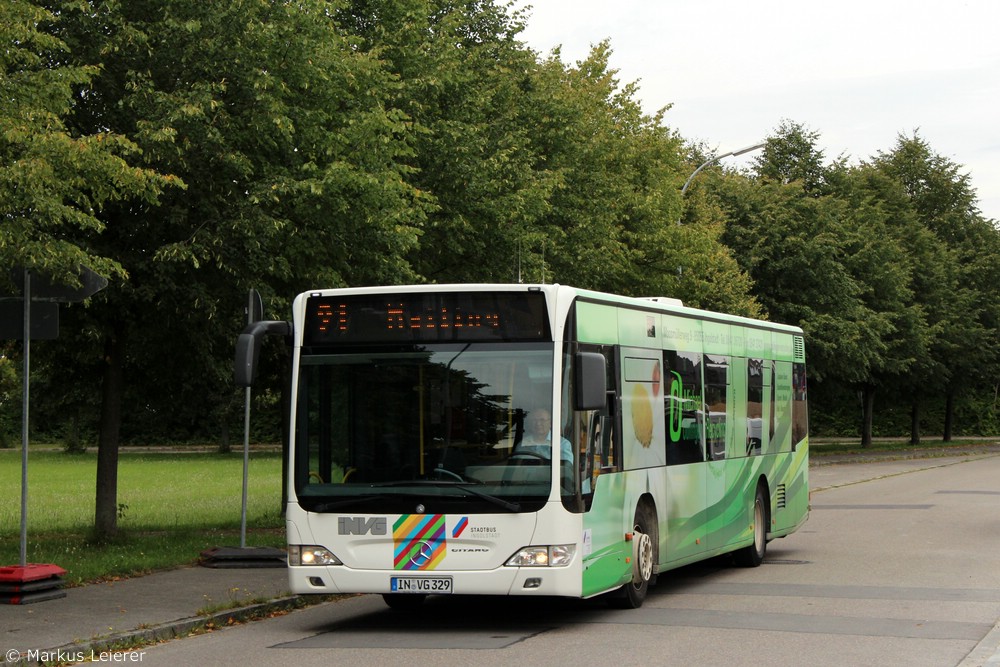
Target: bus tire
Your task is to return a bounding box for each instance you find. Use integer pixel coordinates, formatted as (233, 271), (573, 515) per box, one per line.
(734, 483), (768, 567)
(610, 502), (657, 608)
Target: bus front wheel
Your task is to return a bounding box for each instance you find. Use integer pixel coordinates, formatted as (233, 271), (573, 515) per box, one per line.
(610, 502), (657, 608)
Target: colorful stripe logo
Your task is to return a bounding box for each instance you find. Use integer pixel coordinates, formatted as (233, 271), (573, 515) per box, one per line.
(393, 514), (447, 571)
(452, 516), (468, 538)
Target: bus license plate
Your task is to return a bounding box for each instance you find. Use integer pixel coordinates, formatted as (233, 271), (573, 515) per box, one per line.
(390, 576), (453, 594)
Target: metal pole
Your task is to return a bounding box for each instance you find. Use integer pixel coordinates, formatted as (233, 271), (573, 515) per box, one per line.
(680, 152), (729, 197)
(239, 290), (252, 549)
(678, 142), (766, 224)
(20, 269), (30, 567)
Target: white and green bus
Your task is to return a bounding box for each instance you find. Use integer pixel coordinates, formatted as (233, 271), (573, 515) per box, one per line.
(236, 284), (809, 609)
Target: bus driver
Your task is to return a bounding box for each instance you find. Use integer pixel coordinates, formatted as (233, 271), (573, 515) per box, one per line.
(515, 408), (574, 462)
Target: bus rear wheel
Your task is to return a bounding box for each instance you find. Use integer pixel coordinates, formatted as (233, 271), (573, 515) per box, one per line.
(734, 484), (768, 567)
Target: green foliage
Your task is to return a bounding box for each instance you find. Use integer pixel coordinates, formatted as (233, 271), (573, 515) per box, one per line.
(715, 123), (1000, 439)
(872, 134), (1000, 394)
(752, 120), (828, 194)
(342, 0), (552, 283)
(35, 0), (431, 447)
(6, 0), (999, 470)
(521, 43), (685, 295)
(0, 349), (17, 448)
(718, 174), (909, 386)
(0, 0), (174, 288)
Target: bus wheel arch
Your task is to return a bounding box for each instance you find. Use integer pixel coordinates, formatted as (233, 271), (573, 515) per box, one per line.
(734, 479), (770, 567)
(611, 496), (658, 608)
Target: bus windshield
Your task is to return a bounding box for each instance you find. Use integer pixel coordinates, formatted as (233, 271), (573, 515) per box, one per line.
(293, 342), (562, 514)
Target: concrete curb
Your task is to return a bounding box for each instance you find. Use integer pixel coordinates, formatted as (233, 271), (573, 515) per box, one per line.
(959, 618), (1000, 667)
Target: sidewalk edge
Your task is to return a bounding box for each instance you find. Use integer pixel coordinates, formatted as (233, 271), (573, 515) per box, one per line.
(3, 596), (307, 665)
(959, 618), (1000, 667)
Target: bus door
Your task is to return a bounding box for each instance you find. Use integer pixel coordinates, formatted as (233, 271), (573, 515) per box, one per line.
(703, 353), (730, 552)
(662, 349), (706, 564)
(613, 346), (668, 540)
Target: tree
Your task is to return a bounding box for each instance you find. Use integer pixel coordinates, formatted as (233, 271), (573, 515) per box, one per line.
(1, 0), (170, 287)
(514, 42), (681, 293)
(675, 153), (766, 318)
(47, 0), (426, 538)
(752, 120), (827, 195)
(873, 133), (1000, 439)
(719, 124), (917, 446)
(2, 0), (172, 460)
(824, 161), (927, 446)
(0, 344), (17, 448)
(512, 42), (760, 313)
(337, 6), (759, 312)
(338, 0), (555, 284)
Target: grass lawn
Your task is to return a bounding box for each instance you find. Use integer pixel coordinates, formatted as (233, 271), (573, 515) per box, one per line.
(0, 449), (285, 585)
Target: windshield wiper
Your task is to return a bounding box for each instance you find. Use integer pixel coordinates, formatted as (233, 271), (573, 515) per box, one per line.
(352, 481), (522, 512)
(428, 481), (521, 512)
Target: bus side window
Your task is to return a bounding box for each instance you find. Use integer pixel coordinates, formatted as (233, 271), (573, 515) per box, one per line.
(747, 358), (763, 456)
(704, 354), (729, 461)
(792, 362), (808, 448)
(664, 350), (703, 466)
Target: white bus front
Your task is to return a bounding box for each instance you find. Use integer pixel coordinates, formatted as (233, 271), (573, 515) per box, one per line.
(282, 286), (597, 608)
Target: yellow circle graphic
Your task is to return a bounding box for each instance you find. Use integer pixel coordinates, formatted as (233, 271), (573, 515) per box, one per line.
(631, 384), (653, 447)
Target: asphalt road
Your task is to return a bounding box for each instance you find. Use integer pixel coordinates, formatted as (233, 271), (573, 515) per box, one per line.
(113, 453), (1000, 667)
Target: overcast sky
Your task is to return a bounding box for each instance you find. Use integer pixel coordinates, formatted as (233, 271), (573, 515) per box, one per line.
(512, 0), (1000, 222)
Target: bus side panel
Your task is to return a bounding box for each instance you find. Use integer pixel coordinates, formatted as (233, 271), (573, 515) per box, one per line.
(772, 438), (810, 536)
(712, 427), (808, 551)
(663, 464), (707, 565)
(581, 468), (676, 598)
(720, 455), (765, 550)
(576, 301), (619, 345)
(581, 472), (629, 597)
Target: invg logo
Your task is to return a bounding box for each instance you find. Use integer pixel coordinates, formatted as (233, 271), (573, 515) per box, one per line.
(338, 517), (387, 535)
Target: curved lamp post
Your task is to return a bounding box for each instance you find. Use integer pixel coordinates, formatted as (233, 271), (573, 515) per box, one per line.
(678, 142), (765, 224)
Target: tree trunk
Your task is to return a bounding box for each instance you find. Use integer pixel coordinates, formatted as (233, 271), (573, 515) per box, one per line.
(67, 410), (86, 453)
(860, 384), (875, 448)
(909, 400), (920, 445)
(219, 419), (231, 454)
(943, 390), (954, 442)
(95, 323), (124, 541)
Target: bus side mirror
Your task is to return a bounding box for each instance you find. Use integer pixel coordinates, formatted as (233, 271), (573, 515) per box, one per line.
(234, 332), (260, 387)
(234, 320), (291, 387)
(574, 351), (607, 411)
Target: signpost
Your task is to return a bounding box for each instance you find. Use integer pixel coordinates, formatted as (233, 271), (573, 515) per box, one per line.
(0, 266), (107, 604)
(200, 289), (285, 568)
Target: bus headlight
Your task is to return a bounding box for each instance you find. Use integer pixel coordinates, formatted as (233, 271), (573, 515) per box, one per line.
(505, 545), (576, 567)
(288, 545), (341, 566)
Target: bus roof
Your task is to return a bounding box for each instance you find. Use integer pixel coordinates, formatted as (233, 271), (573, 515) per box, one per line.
(295, 283), (803, 336)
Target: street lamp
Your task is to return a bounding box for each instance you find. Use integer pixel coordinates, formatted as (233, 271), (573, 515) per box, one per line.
(678, 142), (766, 224)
